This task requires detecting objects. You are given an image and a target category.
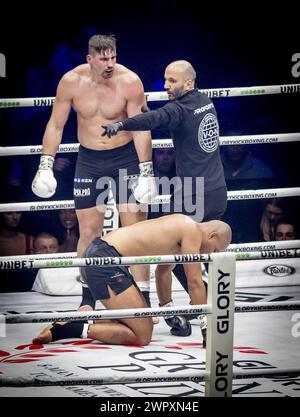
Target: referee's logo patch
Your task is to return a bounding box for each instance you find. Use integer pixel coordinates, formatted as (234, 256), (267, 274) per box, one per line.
(198, 113), (219, 153)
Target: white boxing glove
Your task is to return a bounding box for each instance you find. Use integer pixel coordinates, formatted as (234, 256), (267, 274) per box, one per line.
(133, 161), (158, 204)
(32, 155), (57, 198)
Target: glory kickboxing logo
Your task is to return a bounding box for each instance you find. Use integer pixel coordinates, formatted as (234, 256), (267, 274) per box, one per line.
(0, 53), (6, 77)
(215, 268), (231, 395)
(216, 269), (230, 334)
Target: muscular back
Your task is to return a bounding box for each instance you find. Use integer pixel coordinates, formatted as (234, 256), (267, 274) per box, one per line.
(104, 214), (203, 257)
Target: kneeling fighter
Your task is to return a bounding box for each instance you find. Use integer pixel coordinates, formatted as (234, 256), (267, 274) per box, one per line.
(33, 214), (231, 347)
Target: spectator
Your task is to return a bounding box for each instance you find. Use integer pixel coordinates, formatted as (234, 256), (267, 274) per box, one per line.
(56, 209), (79, 253)
(153, 148), (176, 178)
(221, 143), (274, 180)
(0, 211), (35, 292)
(33, 232), (60, 254)
(260, 198), (285, 241)
(274, 217), (297, 241)
(7, 63), (77, 200)
(0, 211), (34, 256)
(220, 134), (275, 244)
(149, 148), (177, 220)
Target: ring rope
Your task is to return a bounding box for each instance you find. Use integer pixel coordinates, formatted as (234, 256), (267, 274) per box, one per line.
(1, 133), (300, 156)
(0, 368), (300, 387)
(0, 253), (212, 270)
(226, 187), (300, 200)
(4, 304), (212, 323)
(1, 239), (298, 263)
(226, 239), (300, 252)
(0, 249), (299, 270)
(1, 187), (299, 213)
(235, 300), (300, 312)
(1, 367), (300, 387)
(4, 300), (300, 324)
(0, 371), (209, 387)
(1, 83), (299, 108)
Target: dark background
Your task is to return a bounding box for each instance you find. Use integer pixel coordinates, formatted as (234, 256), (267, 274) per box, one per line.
(1, 2), (299, 93)
(0, 1), (299, 242)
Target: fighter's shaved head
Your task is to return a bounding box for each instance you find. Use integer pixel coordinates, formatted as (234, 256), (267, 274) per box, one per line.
(202, 220), (232, 252)
(166, 60), (196, 82)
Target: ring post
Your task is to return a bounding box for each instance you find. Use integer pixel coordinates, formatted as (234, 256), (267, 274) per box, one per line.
(205, 252), (236, 397)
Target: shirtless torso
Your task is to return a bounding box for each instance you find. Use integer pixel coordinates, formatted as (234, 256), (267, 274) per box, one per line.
(43, 62), (148, 155)
(103, 213), (202, 257)
(0, 233), (33, 256)
(102, 214), (230, 306)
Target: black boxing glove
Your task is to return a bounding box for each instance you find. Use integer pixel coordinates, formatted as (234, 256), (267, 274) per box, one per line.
(160, 301), (191, 337)
(198, 314), (207, 348)
(101, 122), (123, 138)
(168, 315), (191, 337)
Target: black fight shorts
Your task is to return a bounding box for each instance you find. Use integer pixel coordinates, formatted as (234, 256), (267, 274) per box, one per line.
(74, 142), (140, 209)
(80, 238), (136, 300)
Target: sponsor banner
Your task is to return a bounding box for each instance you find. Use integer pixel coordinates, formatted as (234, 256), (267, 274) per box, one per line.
(235, 258), (300, 288)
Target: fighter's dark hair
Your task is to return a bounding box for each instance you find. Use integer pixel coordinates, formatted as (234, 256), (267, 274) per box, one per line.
(88, 34), (116, 55)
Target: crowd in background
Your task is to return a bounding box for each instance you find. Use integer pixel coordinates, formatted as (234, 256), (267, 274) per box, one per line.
(0, 23), (299, 292)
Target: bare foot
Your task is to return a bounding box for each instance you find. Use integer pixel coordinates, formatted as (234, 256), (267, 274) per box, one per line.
(32, 324), (54, 344)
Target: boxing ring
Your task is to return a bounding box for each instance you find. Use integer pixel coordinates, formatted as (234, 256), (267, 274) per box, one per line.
(1, 84), (300, 397)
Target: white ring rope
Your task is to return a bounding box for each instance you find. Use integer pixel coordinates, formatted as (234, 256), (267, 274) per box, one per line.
(227, 187), (300, 200)
(1, 367), (300, 387)
(1, 133), (300, 156)
(4, 300), (300, 324)
(235, 300), (300, 312)
(1, 83), (299, 108)
(1, 239), (298, 263)
(0, 253), (212, 270)
(232, 368), (300, 379)
(1, 187), (299, 213)
(4, 304), (212, 323)
(0, 249), (299, 270)
(226, 239), (300, 252)
(0, 372), (209, 387)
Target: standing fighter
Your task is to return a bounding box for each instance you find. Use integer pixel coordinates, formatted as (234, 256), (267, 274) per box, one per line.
(31, 34), (157, 311)
(102, 60), (227, 336)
